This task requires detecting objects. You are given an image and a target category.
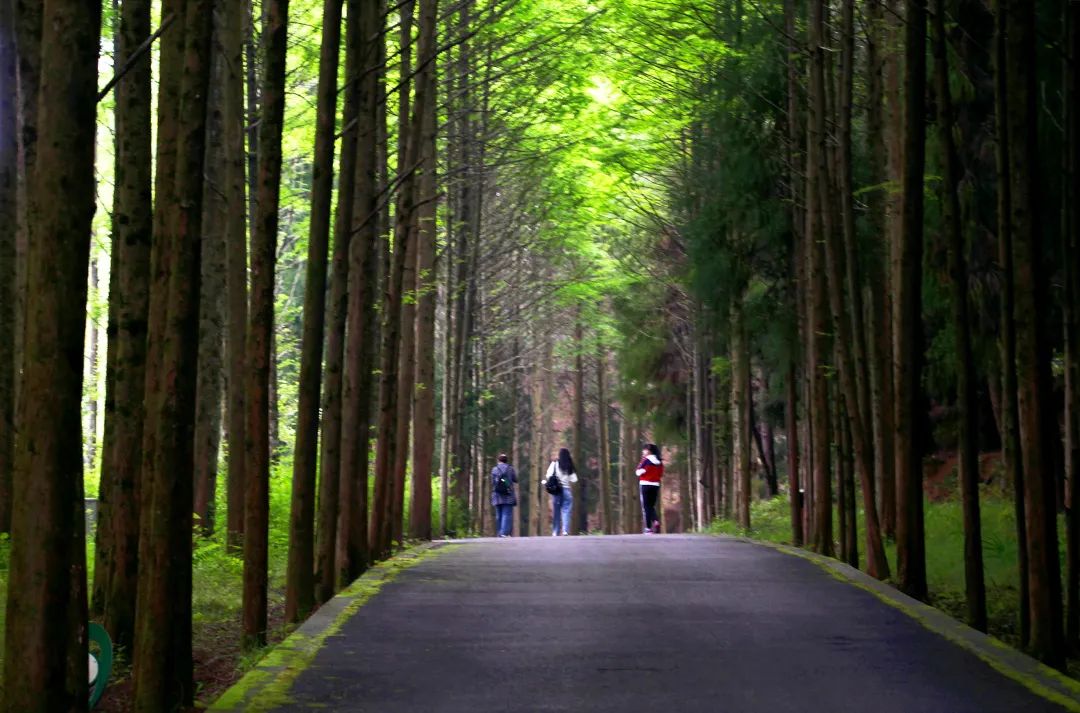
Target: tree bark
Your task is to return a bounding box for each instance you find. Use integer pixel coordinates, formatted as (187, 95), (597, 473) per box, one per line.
(243, 0), (289, 650)
(193, 38), (228, 535)
(132, 0), (212, 704)
(573, 315), (585, 534)
(731, 295), (751, 530)
(1003, 0), (1065, 668)
(89, 0), (152, 658)
(224, 0), (247, 553)
(0, 0), (98, 705)
(285, 0), (342, 624)
(1065, 0), (1080, 650)
(992, 0), (1029, 648)
(336, 0), (380, 586)
(315, 0), (359, 604)
(807, 0), (832, 557)
(895, 0), (928, 600)
(932, 0), (986, 631)
(597, 350), (612, 533)
(0, 0), (13, 535)
(816, 0), (890, 578)
(410, 0), (439, 541)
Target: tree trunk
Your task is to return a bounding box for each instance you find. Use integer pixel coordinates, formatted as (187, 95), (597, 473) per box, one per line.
(89, 0), (152, 655)
(598, 350), (613, 532)
(786, 359), (801, 546)
(336, 0), (380, 586)
(731, 295), (751, 530)
(410, 0), (439, 542)
(1003, 0), (1065, 668)
(895, 0), (928, 600)
(0, 0), (13, 535)
(86, 259), (101, 468)
(132, 0), (212, 704)
(816, 0), (889, 578)
(992, 0), (1029, 648)
(0, 0), (97, 704)
(224, 0), (247, 553)
(1065, 0), (1080, 650)
(932, 0), (986, 631)
(193, 41), (228, 535)
(573, 315), (585, 534)
(807, 0), (832, 557)
(315, 0), (359, 604)
(243, 0), (289, 650)
(285, 0), (342, 624)
(133, 0), (181, 697)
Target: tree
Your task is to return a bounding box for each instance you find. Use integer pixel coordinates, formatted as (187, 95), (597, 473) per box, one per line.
(316, 0), (361, 603)
(286, 0), (343, 624)
(91, 0), (153, 653)
(1, 0), (99, 706)
(132, 0), (213, 705)
(244, 0), (289, 649)
(1003, 0), (1065, 668)
(224, 0), (248, 553)
(0, 0), (13, 536)
(337, 0), (381, 584)
(410, 0), (440, 542)
(931, 0), (985, 631)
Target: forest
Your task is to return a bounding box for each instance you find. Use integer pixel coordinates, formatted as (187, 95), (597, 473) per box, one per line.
(0, 0), (1078, 709)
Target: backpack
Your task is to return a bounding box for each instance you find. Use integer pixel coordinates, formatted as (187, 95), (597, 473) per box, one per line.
(544, 463), (562, 495)
(494, 465), (512, 496)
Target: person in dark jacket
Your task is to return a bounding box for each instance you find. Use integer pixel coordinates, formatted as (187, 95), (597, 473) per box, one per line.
(637, 443), (664, 533)
(491, 453), (518, 537)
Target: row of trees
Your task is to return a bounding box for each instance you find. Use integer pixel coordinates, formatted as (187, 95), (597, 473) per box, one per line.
(602, 0), (1076, 669)
(1, 0), (672, 709)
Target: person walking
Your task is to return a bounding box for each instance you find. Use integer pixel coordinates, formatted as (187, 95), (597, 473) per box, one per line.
(637, 443), (664, 533)
(542, 448), (578, 536)
(491, 454), (518, 537)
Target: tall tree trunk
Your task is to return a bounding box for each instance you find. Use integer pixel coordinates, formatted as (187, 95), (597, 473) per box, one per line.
(0, 0), (13, 535)
(315, 0), (359, 603)
(224, 0), (247, 553)
(895, 0), (928, 600)
(132, 0), (212, 704)
(528, 331), (545, 537)
(932, 0), (986, 631)
(786, 359), (801, 546)
(86, 260), (101, 468)
(731, 295), (751, 530)
(1065, 0), (1080, 650)
(573, 315), (585, 534)
(90, 0), (152, 655)
(243, 0), (289, 650)
(993, 0), (1029, 648)
(817, 0), (890, 579)
(598, 349), (613, 533)
(880, 0), (903, 540)
(285, 0), (342, 624)
(372, 0), (415, 559)
(410, 0), (439, 542)
(194, 42), (228, 535)
(1004, 0), (1065, 668)
(807, 0), (832, 557)
(0, 0), (98, 704)
(337, 0), (380, 586)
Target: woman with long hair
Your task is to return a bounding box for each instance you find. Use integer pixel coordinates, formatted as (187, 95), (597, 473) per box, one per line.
(637, 443), (664, 533)
(541, 447), (578, 536)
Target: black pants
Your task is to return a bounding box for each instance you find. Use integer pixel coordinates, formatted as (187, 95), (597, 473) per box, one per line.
(640, 484), (660, 532)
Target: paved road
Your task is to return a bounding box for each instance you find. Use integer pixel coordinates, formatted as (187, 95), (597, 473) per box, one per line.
(277, 535), (1069, 712)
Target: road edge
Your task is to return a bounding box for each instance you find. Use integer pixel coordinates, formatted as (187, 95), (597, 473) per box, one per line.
(206, 541), (455, 712)
(732, 535), (1080, 712)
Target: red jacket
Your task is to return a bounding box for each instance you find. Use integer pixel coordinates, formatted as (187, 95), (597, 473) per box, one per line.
(636, 454), (663, 485)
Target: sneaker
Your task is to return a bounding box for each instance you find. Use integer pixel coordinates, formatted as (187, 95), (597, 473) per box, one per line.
(561, 531), (569, 536)
(651, 521), (661, 534)
(643, 529), (653, 534)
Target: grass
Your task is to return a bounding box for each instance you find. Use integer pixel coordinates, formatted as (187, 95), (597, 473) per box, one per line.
(707, 489), (1067, 669)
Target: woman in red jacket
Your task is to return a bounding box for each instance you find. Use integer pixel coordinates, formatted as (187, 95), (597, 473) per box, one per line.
(636, 443), (663, 534)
